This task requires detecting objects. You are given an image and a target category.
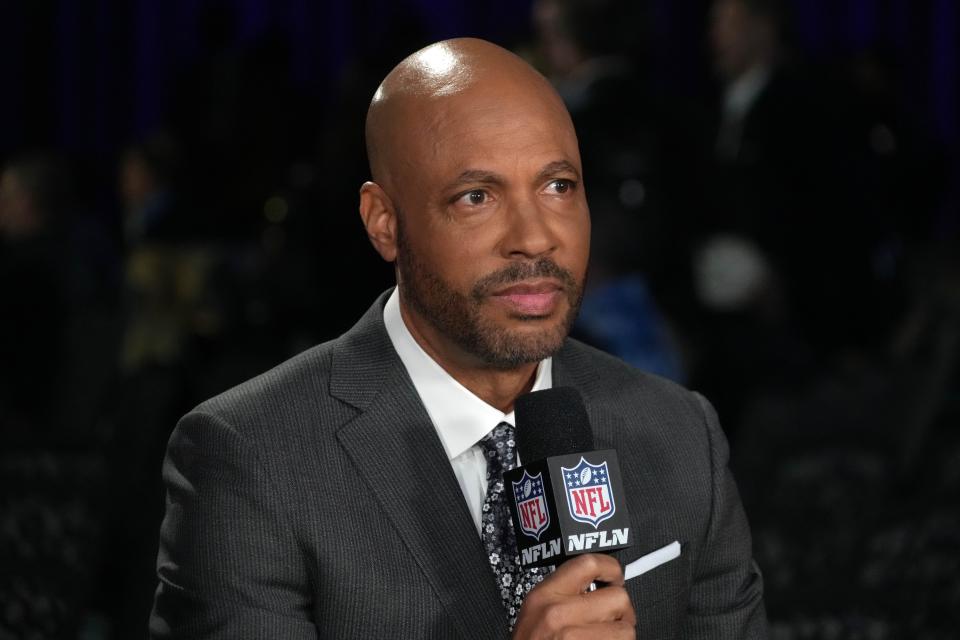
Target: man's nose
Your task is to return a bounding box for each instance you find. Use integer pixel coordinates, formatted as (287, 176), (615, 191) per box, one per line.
(500, 198), (558, 260)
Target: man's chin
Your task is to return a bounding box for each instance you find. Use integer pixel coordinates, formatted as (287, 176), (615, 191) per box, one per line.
(472, 321), (571, 369)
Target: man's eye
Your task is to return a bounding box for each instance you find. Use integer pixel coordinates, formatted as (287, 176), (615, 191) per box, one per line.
(546, 179), (574, 194)
(459, 190), (488, 205)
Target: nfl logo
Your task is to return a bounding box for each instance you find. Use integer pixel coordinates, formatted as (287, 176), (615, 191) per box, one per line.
(511, 470), (551, 540)
(561, 457), (615, 527)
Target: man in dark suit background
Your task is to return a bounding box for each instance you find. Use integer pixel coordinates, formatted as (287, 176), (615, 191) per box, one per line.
(682, 0), (894, 433)
(150, 38), (766, 638)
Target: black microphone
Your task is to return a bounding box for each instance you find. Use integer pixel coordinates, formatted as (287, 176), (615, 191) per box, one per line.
(504, 387), (633, 568)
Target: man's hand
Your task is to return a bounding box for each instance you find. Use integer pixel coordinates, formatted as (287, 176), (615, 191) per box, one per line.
(512, 554), (636, 639)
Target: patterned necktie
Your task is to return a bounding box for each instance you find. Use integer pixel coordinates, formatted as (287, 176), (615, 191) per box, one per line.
(479, 422), (550, 631)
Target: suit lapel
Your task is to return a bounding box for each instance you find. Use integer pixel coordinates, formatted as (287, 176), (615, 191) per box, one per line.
(330, 293), (509, 639)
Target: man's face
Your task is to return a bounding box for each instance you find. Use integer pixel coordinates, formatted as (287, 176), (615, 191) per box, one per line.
(710, 0), (766, 82)
(0, 170), (36, 237)
(391, 87), (590, 369)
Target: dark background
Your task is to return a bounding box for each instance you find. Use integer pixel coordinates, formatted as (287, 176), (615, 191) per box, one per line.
(1, 0), (958, 638)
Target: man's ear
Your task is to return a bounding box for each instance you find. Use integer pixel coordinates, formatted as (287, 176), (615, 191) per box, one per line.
(358, 181), (398, 262)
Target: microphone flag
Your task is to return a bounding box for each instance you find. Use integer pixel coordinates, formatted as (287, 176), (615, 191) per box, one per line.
(504, 450), (632, 568)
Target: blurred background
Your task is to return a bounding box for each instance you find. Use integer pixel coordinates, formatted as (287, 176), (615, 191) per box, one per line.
(1, 0), (958, 638)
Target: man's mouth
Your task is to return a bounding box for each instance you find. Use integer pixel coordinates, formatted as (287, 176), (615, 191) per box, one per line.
(489, 280), (564, 316)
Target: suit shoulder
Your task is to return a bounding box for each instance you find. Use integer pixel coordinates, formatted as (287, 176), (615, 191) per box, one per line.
(560, 340), (717, 501)
(188, 338), (341, 432)
(559, 338), (705, 422)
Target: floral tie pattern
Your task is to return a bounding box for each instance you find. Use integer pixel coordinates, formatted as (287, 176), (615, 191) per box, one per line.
(479, 422), (551, 631)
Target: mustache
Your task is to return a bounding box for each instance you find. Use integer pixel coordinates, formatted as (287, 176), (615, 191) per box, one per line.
(471, 258), (579, 298)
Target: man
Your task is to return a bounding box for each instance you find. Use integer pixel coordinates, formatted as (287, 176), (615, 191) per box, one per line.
(710, 0), (786, 163)
(0, 154), (71, 434)
(151, 38), (766, 638)
(695, 0), (880, 430)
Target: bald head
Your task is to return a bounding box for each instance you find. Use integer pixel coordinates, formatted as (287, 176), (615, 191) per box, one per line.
(365, 38), (575, 191)
(357, 38), (590, 376)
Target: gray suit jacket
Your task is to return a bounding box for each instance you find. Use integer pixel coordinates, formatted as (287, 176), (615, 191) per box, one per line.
(150, 291), (767, 639)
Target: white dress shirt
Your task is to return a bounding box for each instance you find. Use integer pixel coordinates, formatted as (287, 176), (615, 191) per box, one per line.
(717, 63), (771, 159)
(383, 288), (552, 532)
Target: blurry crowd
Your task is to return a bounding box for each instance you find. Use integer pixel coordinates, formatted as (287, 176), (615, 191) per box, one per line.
(1, 0), (958, 638)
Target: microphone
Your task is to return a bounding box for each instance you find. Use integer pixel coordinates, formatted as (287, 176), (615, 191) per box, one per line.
(504, 387), (633, 568)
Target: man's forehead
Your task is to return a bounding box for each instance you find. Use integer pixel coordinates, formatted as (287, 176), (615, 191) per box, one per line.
(367, 38), (578, 188)
(418, 84), (576, 145)
(416, 108), (579, 178)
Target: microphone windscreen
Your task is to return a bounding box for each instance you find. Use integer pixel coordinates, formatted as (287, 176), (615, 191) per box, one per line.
(514, 387), (594, 462)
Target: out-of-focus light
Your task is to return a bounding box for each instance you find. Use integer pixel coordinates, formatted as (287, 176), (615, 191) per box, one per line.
(869, 124), (897, 156)
(264, 196), (288, 223)
(619, 179), (646, 209)
(694, 234), (770, 311)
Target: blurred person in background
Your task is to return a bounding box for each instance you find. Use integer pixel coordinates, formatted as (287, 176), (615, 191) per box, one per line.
(117, 132), (217, 374)
(0, 153), (112, 639)
(120, 132), (195, 246)
(695, 0), (819, 427)
(710, 0), (786, 164)
(690, 0), (893, 428)
(0, 153), (72, 439)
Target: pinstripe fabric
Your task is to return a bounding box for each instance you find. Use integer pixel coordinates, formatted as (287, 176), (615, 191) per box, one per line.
(150, 290), (768, 639)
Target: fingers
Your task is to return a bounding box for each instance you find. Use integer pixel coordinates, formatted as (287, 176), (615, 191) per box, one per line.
(539, 622), (636, 640)
(512, 555), (636, 639)
(540, 554), (625, 596)
(513, 591), (636, 640)
(532, 584), (635, 628)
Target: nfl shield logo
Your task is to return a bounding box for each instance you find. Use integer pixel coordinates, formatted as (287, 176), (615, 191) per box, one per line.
(511, 470), (551, 540)
(561, 457), (616, 527)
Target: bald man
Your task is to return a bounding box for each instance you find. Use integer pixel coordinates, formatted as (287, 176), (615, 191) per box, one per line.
(151, 39), (767, 639)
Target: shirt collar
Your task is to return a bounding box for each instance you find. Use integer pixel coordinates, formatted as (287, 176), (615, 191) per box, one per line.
(383, 287), (552, 461)
(723, 63), (771, 121)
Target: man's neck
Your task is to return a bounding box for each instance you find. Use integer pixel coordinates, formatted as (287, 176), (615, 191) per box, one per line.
(398, 300), (539, 413)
